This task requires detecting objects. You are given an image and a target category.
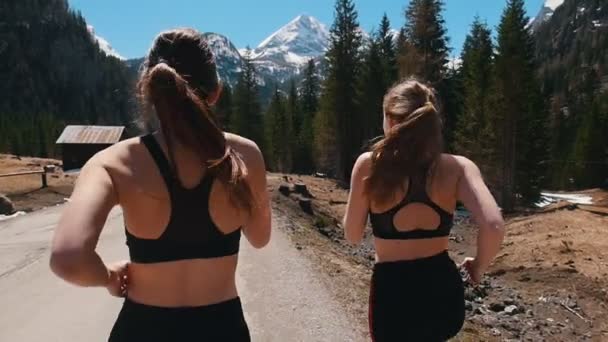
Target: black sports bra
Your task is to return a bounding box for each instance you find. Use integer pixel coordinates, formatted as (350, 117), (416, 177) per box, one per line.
(125, 134), (241, 264)
(369, 170), (454, 240)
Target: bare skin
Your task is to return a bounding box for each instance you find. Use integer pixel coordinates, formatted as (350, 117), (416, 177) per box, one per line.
(344, 116), (504, 284)
(50, 130), (271, 307)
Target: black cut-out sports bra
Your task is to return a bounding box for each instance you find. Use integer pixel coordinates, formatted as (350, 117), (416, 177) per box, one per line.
(125, 134), (241, 263)
(369, 170), (454, 240)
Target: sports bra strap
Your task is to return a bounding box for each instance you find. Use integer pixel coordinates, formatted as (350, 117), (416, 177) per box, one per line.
(141, 134), (174, 189)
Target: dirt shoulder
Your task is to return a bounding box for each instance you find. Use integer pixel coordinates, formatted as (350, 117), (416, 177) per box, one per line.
(268, 173), (608, 341)
(0, 154), (76, 212)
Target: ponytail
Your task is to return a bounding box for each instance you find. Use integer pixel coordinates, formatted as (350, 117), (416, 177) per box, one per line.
(142, 62), (254, 212)
(366, 80), (443, 205)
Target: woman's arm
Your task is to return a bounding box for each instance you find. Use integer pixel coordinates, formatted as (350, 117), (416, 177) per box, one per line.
(50, 155), (118, 287)
(343, 153), (372, 245)
(456, 156), (505, 280)
(240, 140), (271, 249)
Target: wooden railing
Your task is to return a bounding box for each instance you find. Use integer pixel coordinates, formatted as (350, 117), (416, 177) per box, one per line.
(0, 166), (56, 188)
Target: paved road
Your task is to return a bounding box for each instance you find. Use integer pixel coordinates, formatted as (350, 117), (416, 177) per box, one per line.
(0, 206), (363, 342)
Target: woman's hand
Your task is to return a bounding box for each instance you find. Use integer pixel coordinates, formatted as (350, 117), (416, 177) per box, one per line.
(105, 261), (129, 297)
(460, 257), (483, 285)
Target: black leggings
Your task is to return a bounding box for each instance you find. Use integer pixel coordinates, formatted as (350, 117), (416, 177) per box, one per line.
(109, 297), (250, 341)
(369, 251), (465, 342)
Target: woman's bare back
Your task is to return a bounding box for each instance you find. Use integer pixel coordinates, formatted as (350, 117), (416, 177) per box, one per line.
(367, 154), (460, 261)
(89, 132), (270, 307)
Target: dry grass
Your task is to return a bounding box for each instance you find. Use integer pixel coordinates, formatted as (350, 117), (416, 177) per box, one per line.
(0, 154), (76, 212)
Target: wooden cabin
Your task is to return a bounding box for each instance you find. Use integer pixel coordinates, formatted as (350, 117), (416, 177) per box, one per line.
(55, 125), (125, 171)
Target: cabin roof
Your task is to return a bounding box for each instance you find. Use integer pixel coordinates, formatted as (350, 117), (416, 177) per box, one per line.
(56, 125), (125, 145)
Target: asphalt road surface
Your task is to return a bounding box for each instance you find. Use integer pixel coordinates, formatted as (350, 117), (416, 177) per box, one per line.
(0, 206), (363, 341)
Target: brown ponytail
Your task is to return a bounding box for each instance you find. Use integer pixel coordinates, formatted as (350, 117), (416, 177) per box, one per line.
(138, 29), (253, 212)
(366, 78), (443, 205)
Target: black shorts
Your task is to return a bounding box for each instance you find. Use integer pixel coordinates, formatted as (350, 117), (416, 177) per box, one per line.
(369, 251), (465, 342)
(109, 297), (250, 341)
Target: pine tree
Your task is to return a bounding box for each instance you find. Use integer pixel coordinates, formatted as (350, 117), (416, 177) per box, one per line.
(439, 64), (463, 153)
(287, 79), (300, 136)
(570, 96), (608, 188)
(494, 0), (548, 210)
(399, 0), (450, 85)
(301, 60), (320, 117)
(295, 60), (319, 174)
(395, 27), (408, 61)
(284, 80), (298, 172)
(316, 0), (363, 180)
(214, 83), (233, 130)
(454, 18), (494, 170)
(357, 30), (386, 142)
(378, 14), (398, 86)
(232, 49), (264, 148)
(264, 87), (290, 172)
(37, 117), (49, 158)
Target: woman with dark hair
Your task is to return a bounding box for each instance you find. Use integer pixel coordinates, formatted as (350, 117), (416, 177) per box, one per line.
(50, 28), (270, 341)
(343, 78), (505, 341)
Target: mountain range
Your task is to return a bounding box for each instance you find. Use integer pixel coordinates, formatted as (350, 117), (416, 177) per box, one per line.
(118, 15), (330, 88)
(105, 1), (586, 93)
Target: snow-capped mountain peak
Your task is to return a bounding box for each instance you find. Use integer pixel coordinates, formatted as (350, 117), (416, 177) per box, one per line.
(252, 14), (329, 67)
(528, 0), (565, 31)
(203, 32), (243, 86)
(87, 25), (124, 60)
(205, 32), (242, 63)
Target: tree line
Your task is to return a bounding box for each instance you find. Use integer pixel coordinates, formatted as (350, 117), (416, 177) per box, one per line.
(0, 0), (135, 158)
(3, 0), (605, 212)
(227, 0), (606, 212)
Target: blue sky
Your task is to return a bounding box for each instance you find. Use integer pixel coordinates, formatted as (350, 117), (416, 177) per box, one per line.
(68, 0), (546, 60)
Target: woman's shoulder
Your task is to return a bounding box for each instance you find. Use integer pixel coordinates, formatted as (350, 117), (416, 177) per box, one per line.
(224, 133), (260, 154)
(224, 133), (264, 165)
(81, 137), (144, 176)
(96, 137), (143, 161)
(351, 152), (373, 178)
(437, 154), (479, 175)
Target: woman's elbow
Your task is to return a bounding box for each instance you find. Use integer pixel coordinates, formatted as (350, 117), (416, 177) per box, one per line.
(248, 235), (270, 249)
(245, 226), (271, 249)
(49, 249), (83, 280)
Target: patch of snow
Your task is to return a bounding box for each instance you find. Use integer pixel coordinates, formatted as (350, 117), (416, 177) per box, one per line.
(283, 51), (312, 65)
(0, 211), (26, 222)
(545, 0), (564, 11)
(535, 192), (594, 208)
(63, 168), (82, 175)
(446, 57), (463, 70)
(578, 7), (586, 13)
(87, 25), (124, 60)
